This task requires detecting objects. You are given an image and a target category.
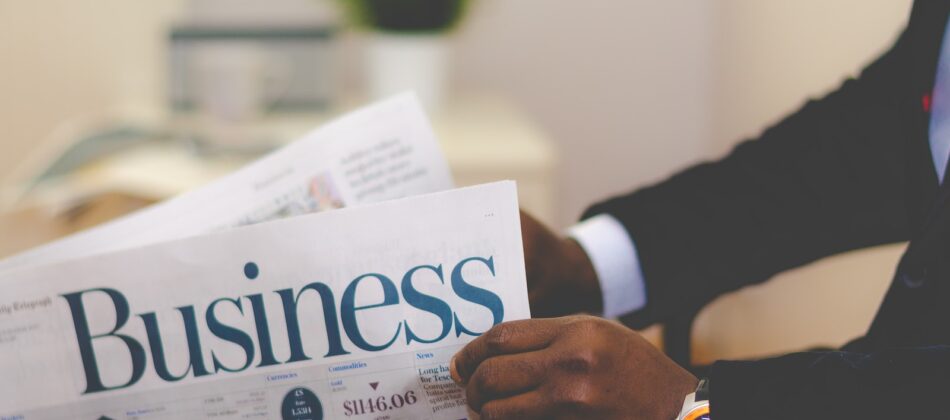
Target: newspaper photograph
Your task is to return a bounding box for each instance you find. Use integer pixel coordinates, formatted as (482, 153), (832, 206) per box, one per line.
(0, 93), (453, 273)
(0, 181), (527, 419)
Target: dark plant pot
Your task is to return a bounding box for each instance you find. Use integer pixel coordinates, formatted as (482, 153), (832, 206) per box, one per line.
(358, 0), (467, 33)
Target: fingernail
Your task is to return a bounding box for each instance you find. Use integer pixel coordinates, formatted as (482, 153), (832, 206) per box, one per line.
(450, 355), (464, 385)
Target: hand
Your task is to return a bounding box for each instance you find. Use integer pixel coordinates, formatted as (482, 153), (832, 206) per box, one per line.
(520, 211), (602, 317)
(451, 315), (698, 420)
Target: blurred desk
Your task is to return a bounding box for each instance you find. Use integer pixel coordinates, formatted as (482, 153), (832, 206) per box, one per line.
(0, 193), (155, 258)
(0, 95), (558, 258)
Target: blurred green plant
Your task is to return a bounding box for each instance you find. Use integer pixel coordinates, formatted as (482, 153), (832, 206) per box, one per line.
(337, 0), (469, 33)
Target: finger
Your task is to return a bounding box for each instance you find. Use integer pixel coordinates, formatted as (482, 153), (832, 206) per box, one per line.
(465, 350), (548, 412)
(477, 390), (551, 420)
(451, 319), (561, 385)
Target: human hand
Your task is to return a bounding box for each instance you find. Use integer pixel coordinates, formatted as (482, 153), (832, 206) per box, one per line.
(451, 315), (697, 420)
(520, 211), (602, 317)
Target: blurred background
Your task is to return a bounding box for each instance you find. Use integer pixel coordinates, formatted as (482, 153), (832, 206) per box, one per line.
(0, 0), (915, 364)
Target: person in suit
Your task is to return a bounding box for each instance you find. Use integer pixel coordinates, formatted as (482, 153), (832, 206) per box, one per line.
(450, 1), (950, 419)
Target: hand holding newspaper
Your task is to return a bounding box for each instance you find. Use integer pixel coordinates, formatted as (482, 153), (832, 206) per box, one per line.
(0, 96), (531, 419)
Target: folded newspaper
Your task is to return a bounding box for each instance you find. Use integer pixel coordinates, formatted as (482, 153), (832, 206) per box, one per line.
(0, 95), (530, 419)
(0, 93), (454, 273)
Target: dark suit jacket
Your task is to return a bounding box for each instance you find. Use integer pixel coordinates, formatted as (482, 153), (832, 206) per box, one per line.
(584, 1), (950, 418)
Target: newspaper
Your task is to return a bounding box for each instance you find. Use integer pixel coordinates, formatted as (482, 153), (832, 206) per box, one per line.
(0, 93), (453, 273)
(0, 181), (528, 419)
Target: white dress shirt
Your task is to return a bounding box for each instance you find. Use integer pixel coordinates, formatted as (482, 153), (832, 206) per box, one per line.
(568, 214), (646, 318)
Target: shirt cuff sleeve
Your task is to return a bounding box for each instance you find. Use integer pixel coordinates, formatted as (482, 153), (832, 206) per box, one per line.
(567, 214), (647, 318)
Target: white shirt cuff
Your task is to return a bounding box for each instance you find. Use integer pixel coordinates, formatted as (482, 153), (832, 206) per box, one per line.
(567, 214), (647, 318)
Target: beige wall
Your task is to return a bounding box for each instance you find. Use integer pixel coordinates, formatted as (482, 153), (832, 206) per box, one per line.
(0, 0), (182, 181)
(455, 0), (716, 226)
(456, 0), (913, 223)
(0, 1), (921, 360)
(710, 0), (914, 155)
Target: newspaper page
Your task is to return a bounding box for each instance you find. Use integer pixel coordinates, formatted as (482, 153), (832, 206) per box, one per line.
(0, 93), (453, 273)
(0, 181), (526, 419)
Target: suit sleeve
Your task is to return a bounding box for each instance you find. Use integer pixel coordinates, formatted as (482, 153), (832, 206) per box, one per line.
(709, 346), (950, 419)
(582, 26), (925, 328)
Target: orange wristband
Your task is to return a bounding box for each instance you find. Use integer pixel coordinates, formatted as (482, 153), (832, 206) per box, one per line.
(683, 404), (710, 420)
